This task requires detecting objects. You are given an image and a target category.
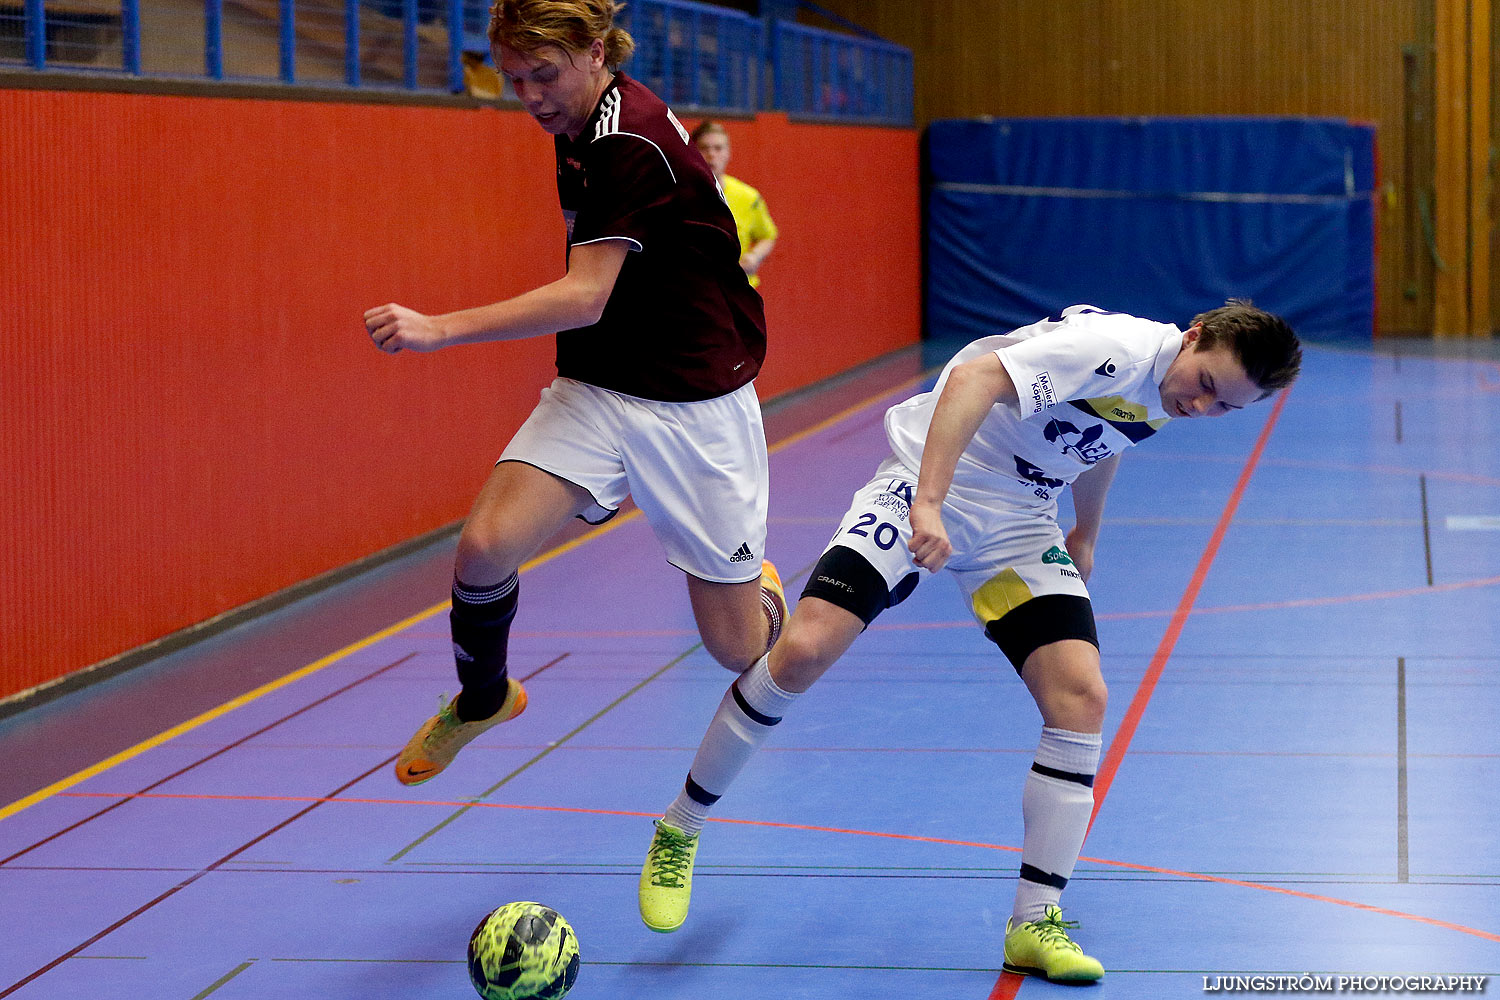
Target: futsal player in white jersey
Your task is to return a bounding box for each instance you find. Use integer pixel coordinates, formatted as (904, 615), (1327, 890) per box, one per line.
(639, 301), (1301, 981)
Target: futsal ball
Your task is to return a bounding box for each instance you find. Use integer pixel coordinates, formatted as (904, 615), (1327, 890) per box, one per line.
(467, 901), (580, 1000)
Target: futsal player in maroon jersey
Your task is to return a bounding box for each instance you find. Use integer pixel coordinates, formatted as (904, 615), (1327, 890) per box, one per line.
(364, 0), (785, 789)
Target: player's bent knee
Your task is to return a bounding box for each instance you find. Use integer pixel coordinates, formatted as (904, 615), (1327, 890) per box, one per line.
(456, 526), (508, 577)
(767, 598), (867, 692)
(457, 521), (531, 578)
(700, 630), (762, 673)
(1067, 675), (1109, 730)
(1023, 643), (1108, 731)
(767, 626), (832, 690)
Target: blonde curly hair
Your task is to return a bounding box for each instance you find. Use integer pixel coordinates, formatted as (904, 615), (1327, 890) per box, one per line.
(488, 0), (635, 68)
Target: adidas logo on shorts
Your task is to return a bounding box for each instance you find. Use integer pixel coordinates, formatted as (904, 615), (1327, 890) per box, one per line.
(729, 542), (754, 563)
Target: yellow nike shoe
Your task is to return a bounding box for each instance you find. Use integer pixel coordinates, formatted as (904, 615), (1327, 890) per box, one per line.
(638, 820), (700, 933)
(1002, 905), (1105, 982)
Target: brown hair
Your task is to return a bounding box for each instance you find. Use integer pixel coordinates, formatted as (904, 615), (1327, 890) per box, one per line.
(488, 0), (634, 68)
(690, 120), (728, 145)
(1191, 298), (1302, 398)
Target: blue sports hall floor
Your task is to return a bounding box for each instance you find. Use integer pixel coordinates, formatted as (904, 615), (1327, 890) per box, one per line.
(2, 336), (1498, 999)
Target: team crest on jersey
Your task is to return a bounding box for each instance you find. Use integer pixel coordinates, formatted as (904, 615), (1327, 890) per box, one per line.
(1043, 418), (1111, 465)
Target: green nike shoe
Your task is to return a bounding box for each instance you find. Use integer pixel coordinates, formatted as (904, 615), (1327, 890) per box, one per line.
(638, 820), (699, 933)
(1002, 905), (1105, 982)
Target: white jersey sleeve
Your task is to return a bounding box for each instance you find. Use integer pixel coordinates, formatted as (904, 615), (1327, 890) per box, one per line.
(995, 306), (1167, 418)
(884, 306), (1183, 512)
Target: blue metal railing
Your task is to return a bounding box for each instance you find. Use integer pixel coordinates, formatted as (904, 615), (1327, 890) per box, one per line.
(616, 0), (759, 113)
(22, 0), (45, 67)
(2, 0), (913, 125)
(205, 0), (222, 77)
(772, 19), (913, 124)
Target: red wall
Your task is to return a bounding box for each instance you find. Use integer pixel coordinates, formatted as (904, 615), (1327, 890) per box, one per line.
(706, 113), (921, 395)
(0, 90), (919, 702)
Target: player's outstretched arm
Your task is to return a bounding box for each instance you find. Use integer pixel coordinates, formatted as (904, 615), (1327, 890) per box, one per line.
(1065, 452), (1119, 582)
(910, 353), (1020, 571)
(364, 240), (630, 353)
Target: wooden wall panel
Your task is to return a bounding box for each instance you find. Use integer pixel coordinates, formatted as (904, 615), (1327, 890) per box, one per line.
(1493, 0), (1500, 333)
(1475, 1), (1491, 336)
(818, 0), (1424, 334)
(0, 90), (919, 702)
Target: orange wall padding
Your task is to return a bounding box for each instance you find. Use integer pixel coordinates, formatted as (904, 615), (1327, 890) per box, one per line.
(694, 113), (922, 396)
(0, 89), (918, 702)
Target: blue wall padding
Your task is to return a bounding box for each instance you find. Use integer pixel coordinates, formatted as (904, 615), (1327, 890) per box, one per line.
(925, 117), (1376, 340)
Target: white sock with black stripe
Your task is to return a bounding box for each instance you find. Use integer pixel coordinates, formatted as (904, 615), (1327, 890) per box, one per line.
(1011, 726), (1102, 925)
(662, 654), (798, 835)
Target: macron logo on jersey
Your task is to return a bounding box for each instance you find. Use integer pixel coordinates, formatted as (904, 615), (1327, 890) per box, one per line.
(1094, 358), (1116, 378)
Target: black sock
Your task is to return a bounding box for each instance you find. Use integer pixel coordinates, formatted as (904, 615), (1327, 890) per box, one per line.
(450, 574), (519, 722)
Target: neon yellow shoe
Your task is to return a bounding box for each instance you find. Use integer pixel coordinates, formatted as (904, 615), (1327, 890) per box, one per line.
(760, 560), (786, 653)
(638, 820), (699, 933)
(394, 679), (527, 786)
(1002, 905), (1105, 982)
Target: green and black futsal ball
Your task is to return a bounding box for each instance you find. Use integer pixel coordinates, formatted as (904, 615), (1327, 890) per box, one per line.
(467, 901), (580, 1000)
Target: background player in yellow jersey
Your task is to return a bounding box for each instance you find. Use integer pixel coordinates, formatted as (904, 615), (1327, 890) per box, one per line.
(692, 121), (778, 288)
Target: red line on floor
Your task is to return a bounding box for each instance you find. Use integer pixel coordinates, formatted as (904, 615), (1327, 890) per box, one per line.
(54, 782), (1500, 945)
(1, 653), (418, 867)
(55, 789), (1022, 852)
(985, 971), (1027, 998)
(2, 757), (395, 999)
(1074, 854), (1500, 944)
(1090, 388), (1291, 825)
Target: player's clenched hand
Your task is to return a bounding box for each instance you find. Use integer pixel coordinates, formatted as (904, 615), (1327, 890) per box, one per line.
(364, 303), (445, 353)
(1063, 528), (1095, 582)
(908, 500), (952, 572)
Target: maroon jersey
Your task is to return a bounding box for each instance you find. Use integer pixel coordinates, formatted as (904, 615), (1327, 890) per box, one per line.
(553, 72), (767, 402)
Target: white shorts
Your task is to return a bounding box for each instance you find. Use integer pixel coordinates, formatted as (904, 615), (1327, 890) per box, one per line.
(822, 456), (1091, 625)
(501, 377), (768, 584)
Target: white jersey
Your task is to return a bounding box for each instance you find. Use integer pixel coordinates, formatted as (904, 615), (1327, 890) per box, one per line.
(885, 305), (1184, 510)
